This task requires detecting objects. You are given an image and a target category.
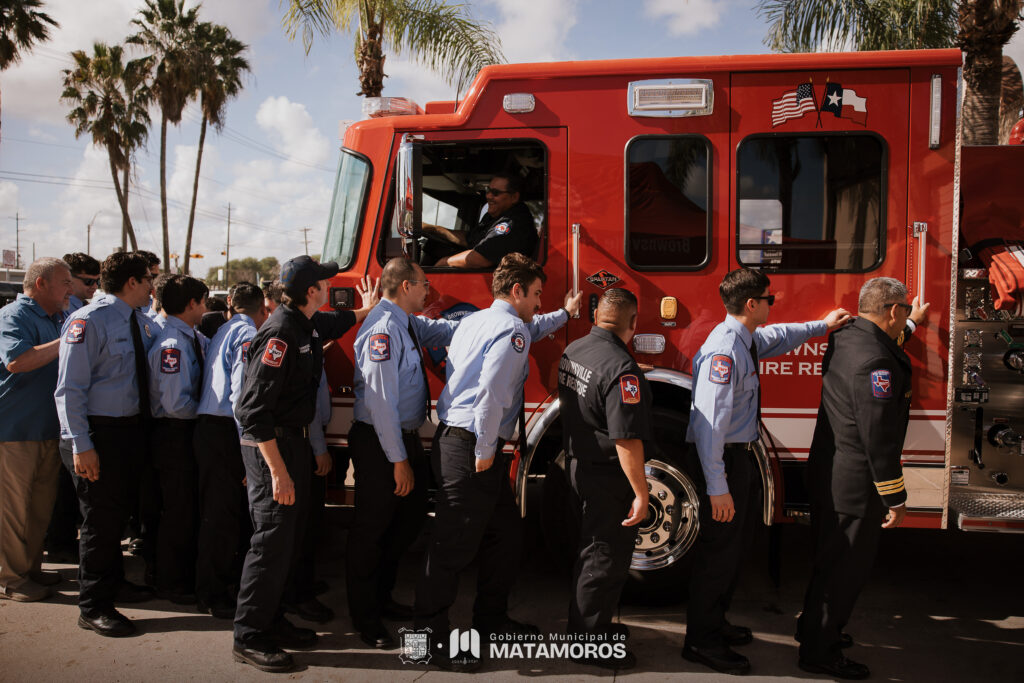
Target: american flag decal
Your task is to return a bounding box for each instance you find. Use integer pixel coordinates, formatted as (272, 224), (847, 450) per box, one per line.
(771, 82), (817, 127)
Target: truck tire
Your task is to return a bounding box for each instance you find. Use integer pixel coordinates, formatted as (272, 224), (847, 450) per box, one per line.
(540, 407), (700, 604)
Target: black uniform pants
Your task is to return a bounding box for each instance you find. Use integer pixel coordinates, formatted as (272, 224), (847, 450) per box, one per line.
(46, 440), (81, 553)
(568, 458), (638, 634)
(195, 415), (251, 603)
(284, 456), (324, 605)
(59, 418), (144, 617)
(151, 418), (198, 592)
(798, 497), (884, 662)
(414, 425), (520, 634)
(685, 446), (761, 647)
(234, 434), (311, 646)
(346, 420), (429, 629)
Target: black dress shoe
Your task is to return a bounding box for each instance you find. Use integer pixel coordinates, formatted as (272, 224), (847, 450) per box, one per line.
(115, 581), (155, 604)
(799, 655), (870, 680)
(269, 618), (318, 650)
(285, 597), (334, 623)
(572, 649), (637, 670)
(682, 642), (751, 675)
(232, 643), (295, 673)
(359, 623), (397, 649)
(29, 569), (62, 586)
(795, 629), (855, 649)
(78, 610), (136, 637)
(312, 579), (329, 596)
(381, 598), (415, 621)
(605, 622), (630, 638)
(198, 596), (236, 620)
(722, 622), (753, 646)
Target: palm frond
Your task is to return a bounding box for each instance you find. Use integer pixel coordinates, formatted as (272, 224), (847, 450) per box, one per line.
(282, 0), (362, 54)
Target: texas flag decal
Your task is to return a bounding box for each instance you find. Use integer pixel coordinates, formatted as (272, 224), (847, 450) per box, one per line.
(160, 348), (181, 374)
(871, 369), (892, 398)
(261, 338), (287, 367)
(65, 320), (86, 344)
(619, 374), (641, 404)
(369, 334), (391, 362)
(709, 355), (732, 384)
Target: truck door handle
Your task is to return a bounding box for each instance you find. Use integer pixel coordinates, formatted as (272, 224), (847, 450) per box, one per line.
(571, 223), (581, 318)
(912, 221), (927, 304)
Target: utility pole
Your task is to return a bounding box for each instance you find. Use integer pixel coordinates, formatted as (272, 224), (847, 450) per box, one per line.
(14, 212), (21, 269)
(301, 226), (311, 255)
(224, 203), (231, 288)
(86, 211), (100, 255)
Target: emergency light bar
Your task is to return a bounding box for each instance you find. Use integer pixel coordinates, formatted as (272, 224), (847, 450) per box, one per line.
(628, 79), (713, 117)
(929, 74), (942, 149)
(633, 334), (666, 355)
(362, 96), (423, 118)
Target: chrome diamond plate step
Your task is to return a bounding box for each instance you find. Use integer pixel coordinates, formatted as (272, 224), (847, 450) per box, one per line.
(950, 491), (1024, 533)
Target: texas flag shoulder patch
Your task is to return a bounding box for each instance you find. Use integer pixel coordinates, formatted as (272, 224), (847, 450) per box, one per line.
(871, 369), (892, 398)
(65, 319), (86, 344)
(261, 338), (287, 368)
(368, 333), (391, 362)
(709, 354), (732, 384)
(619, 374), (641, 404)
(493, 221), (510, 235)
(160, 348), (181, 374)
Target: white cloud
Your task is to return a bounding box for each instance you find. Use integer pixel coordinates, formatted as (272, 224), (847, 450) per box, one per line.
(1006, 31), (1024, 80)
(644, 0), (726, 37)
(385, 59), (458, 106)
(255, 95), (330, 172)
(485, 0), (580, 63)
(0, 182), (19, 217)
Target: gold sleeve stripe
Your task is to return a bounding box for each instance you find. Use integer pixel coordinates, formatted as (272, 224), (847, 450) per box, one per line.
(875, 476), (905, 488)
(876, 481), (906, 494)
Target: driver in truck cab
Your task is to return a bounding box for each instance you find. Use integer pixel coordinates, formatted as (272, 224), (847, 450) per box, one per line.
(422, 174), (538, 269)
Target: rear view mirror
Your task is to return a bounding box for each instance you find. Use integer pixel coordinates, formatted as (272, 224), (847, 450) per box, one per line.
(396, 137), (422, 238)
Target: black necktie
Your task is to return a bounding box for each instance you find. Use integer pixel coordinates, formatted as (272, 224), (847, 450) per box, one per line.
(192, 334), (204, 373)
(407, 318), (432, 423)
(749, 339), (761, 422)
(130, 312), (151, 419)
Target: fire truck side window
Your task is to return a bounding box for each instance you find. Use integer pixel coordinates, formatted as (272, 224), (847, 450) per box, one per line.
(736, 135), (885, 272)
(625, 136), (712, 270)
(322, 150), (371, 269)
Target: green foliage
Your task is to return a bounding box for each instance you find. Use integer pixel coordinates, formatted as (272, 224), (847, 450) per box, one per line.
(207, 256), (280, 286)
(0, 0), (58, 70)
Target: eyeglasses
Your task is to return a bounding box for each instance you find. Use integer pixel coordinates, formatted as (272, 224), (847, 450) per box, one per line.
(889, 302), (913, 314)
(407, 280), (431, 289)
(752, 295), (776, 306)
(485, 187), (512, 196)
(74, 275), (99, 287)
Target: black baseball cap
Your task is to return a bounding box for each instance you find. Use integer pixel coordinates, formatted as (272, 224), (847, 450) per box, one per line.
(279, 256), (339, 298)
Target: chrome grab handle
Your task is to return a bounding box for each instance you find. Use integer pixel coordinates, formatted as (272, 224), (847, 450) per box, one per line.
(913, 221), (928, 304)
(571, 223), (581, 318)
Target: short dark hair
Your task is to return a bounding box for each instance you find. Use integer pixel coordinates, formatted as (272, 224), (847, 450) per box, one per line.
(62, 252), (100, 275)
(231, 282), (264, 314)
(101, 252), (150, 294)
(719, 268), (771, 315)
(262, 280), (283, 306)
(134, 250), (160, 269)
(381, 257), (420, 297)
(161, 275), (209, 315)
(152, 273), (174, 310)
(492, 252), (545, 298)
(595, 288), (638, 333)
(205, 296), (228, 312)
(491, 173), (522, 195)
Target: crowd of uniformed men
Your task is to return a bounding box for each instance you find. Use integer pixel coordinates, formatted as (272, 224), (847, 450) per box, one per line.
(0, 238), (926, 678)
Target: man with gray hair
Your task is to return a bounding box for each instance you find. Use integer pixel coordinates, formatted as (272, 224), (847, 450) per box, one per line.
(797, 276), (918, 680)
(0, 257), (72, 602)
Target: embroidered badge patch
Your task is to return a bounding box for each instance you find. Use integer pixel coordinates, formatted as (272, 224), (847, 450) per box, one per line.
(871, 369), (892, 398)
(709, 355), (732, 384)
(619, 374), (641, 404)
(241, 341), (251, 363)
(160, 348), (181, 374)
(369, 334), (391, 362)
(65, 320), (86, 344)
(493, 222), (510, 235)
(511, 332), (526, 353)
(261, 338), (287, 367)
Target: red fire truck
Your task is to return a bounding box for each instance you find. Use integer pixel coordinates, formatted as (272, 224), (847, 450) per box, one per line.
(317, 48), (1024, 594)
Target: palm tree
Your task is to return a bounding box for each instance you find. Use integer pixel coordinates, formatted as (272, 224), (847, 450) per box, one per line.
(281, 0), (504, 98)
(0, 0), (58, 141)
(117, 55), (154, 250)
(128, 0), (202, 272)
(61, 43), (151, 251)
(756, 0), (1023, 144)
(183, 22), (249, 276)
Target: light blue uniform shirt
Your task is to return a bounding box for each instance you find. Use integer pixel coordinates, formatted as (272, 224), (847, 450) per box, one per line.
(197, 313), (257, 419)
(353, 298), (461, 463)
(686, 315), (827, 496)
(0, 294), (63, 441)
(68, 295), (86, 313)
(147, 308), (167, 330)
(147, 315), (203, 419)
(310, 368), (330, 456)
(437, 300), (569, 460)
(55, 293), (158, 453)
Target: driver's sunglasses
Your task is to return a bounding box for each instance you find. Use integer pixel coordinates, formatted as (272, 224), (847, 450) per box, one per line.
(890, 302), (913, 314)
(74, 274), (99, 287)
(752, 295), (776, 306)
(485, 187), (512, 196)
(407, 280), (431, 289)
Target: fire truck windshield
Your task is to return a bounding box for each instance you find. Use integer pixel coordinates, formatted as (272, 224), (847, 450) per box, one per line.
(322, 150), (371, 269)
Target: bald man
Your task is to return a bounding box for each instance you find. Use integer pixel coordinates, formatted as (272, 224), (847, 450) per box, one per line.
(557, 288), (651, 670)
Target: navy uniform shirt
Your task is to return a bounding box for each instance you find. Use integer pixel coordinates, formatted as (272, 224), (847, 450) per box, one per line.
(686, 315), (826, 495)
(197, 313), (257, 419)
(558, 325), (652, 465)
(437, 300), (568, 460)
(0, 294), (63, 441)
(68, 294), (86, 314)
(467, 202), (538, 263)
(148, 314), (203, 420)
(55, 293), (157, 453)
(353, 298), (460, 463)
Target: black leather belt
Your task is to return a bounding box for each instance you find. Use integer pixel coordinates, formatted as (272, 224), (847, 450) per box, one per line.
(440, 424), (475, 441)
(198, 414), (236, 425)
(724, 441), (757, 451)
(154, 417), (196, 428)
(88, 415), (141, 426)
(354, 419), (420, 437)
(274, 425), (309, 438)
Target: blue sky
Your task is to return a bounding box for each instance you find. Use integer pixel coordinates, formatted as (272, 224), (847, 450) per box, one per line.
(1, 0), (1022, 276)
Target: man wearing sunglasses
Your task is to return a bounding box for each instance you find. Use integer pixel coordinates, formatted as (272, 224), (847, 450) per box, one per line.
(62, 253), (101, 314)
(427, 174), (538, 269)
(683, 268), (850, 675)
